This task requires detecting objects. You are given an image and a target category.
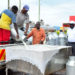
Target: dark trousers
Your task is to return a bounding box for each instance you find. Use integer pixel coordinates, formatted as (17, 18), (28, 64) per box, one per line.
(68, 42), (75, 56)
(0, 67), (6, 75)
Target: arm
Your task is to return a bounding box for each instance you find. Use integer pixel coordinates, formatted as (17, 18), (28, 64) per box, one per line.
(24, 14), (29, 35)
(14, 23), (19, 39)
(40, 29), (46, 43)
(27, 30), (33, 39)
(24, 23), (29, 35)
(11, 13), (19, 38)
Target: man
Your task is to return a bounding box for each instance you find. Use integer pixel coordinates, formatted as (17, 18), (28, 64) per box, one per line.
(40, 19), (44, 26)
(0, 6), (19, 45)
(16, 5), (29, 35)
(26, 22), (46, 44)
(67, 21), (75, 56)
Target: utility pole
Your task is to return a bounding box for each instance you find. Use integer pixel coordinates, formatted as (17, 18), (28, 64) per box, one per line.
(8, 0), (10, 9)
(38, 0), (40, 21)
(19, 0), (21, 10)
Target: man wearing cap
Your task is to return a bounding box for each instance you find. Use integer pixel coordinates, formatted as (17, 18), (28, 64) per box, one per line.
(16, 5), (29, 35)
(67, 21), (75, 56)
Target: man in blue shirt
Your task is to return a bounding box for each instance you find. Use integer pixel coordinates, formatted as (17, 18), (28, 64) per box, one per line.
(0, 6), (19, 45)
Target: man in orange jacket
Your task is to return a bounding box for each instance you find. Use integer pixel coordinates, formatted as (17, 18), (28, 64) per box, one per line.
(26, 22), (45, 44)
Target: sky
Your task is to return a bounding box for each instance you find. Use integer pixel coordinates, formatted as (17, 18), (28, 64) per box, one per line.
(0, 0), (75, 27)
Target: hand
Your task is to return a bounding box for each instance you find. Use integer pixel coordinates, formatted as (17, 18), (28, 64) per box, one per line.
(24, 37), (27, 42)
(16, 34), (19, 39)
(24, 31), (27, 36)
(39, 41), (43, 44)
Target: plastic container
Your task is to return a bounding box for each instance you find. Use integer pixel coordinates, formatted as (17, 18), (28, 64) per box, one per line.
(53, 32), (59, 45)
(58, 30), (67, 46)
(48, 32), (55, 45)
(66, 56), (75, 75)
(11, 27), (26, 41)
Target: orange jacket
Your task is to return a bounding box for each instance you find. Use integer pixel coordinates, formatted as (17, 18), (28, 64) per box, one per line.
(27, 28), (45, 44)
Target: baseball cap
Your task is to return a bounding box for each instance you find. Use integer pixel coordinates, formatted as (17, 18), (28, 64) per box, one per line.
(69, 21), (75, 24)
(23, 5), (29, 11)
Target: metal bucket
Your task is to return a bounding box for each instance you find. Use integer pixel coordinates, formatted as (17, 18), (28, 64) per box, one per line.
(58, 31), (67, 46)
(66, 56), (75, 75)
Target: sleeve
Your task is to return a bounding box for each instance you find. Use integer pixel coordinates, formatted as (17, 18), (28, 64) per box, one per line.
(41, 29), (46, 41)
(0, 10), (6, 17)
(27, 29), (33, 39)
(11, 13), (16, 23)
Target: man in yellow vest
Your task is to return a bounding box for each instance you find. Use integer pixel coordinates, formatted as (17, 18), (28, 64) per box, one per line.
(0, 6), (19, 45)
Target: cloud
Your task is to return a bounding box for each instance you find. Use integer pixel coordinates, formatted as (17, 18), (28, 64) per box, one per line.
(0, 0), (8, 12)
(38, 2), (75, 26)
(26, 1), (75, 26)
(0, 0), (75, 27)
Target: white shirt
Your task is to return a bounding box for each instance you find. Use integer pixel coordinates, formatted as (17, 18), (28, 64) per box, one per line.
(16, 11), (29, 28)
(67, 27), (75, 42)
